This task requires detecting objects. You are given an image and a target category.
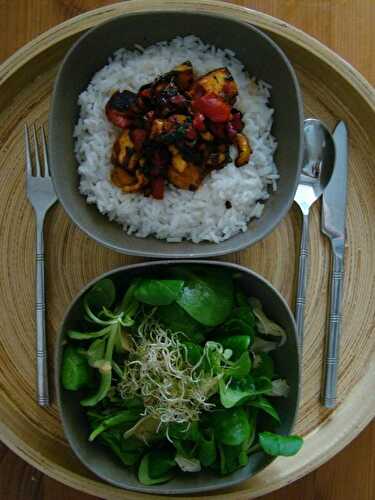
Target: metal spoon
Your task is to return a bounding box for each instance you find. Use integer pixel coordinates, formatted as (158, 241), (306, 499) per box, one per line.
(294, 118), (335, 352)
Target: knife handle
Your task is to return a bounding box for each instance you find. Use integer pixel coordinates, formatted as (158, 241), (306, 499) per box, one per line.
(295, 212), (310, 354)
(323, 246), (345, 408)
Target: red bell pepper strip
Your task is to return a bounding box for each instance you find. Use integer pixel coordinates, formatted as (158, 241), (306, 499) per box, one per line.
(151, 177), (165, 199)
(105, 108), (132, 129)
(192, 93), (231, 123)
(193, 112), (206, 131)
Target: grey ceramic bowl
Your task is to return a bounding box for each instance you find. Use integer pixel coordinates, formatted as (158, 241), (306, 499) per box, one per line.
(49, 10), (303, 258)
(55, 260), (300, 495)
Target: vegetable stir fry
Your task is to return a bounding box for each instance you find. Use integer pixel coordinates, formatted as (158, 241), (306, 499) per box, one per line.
(106, 62), (252, 199)
(61, 268), (302, 485)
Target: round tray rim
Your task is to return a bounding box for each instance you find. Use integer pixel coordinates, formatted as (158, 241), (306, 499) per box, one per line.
(0, 1), (374, 499)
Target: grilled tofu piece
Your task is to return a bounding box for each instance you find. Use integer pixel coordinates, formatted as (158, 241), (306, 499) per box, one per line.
(200, 130), (214, 142)
(171, 61), (194, 91)
(234, 133), (252, 166)
(149, 118), (172, 140)
(111, 167), (148, 193)
(168, 163), (202, 190)
(127, 152), (141, 171)
(138, 63), (192, 116)
(169, 114), (188, 125)
(111, 167), (135, 188)
(112, 129), (137, 168)
(121, 171), (148, 193)
(205, 143), (229, 170)
(193, 68), (238, 104)
(157, 60), (194, 92)
(169, 145), (188, 173)
(150, 115), (190, 142)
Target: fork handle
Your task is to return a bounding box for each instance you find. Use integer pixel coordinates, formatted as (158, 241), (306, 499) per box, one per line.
(322, 244), (345, 408)
(295, 212), (310, 354)
(36, 217), (50, 406)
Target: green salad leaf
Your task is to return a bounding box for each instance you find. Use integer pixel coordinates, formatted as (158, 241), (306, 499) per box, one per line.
(250, 297), (287, 345)
(220, 335), (251, 359)
(134, 279), (184, 305)
(123, 415), (160, 443)
(61, 345), (92, 391)
(198, 433), (216, 466)
(80, 324), (119, 407)
(182, 342), (204, 365)
(118, 277), (140, 313)
(100, 430), (145, 466)
(138, 450), (176, 485)
(157, 303), (206, 343)
(212, 408), (251, 446)
(67, 325), (112, 340)
(86, 337), (107, 367)
(88, 409), (141, 441)
(248, 396), (280, 422)
(253, 352), (275, 379)
(219, 376), (255, 408)
(85, 278), (116, 312)
(175, 455), (201, 472)
(214, 306), (255, 338)
(225, 351), (252, 379)
(168, 421), (200, 443)
(259, 432), (303, 456)
(175, 268), (234, 327)
(219, 444), (244, 475)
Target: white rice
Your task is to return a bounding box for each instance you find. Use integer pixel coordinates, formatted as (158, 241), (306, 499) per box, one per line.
(74, 36), (278, 243)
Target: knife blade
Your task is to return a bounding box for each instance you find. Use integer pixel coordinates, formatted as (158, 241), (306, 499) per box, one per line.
(321, 121), (348, 408)
(322, 121), (348, 240)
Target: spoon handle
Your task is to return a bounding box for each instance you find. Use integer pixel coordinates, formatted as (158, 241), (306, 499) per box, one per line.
(295, 212), (310, 353)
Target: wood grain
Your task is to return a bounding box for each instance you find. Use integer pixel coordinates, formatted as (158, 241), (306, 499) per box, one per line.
(0, 1), (374, 500)
(1, 423), (374, 500)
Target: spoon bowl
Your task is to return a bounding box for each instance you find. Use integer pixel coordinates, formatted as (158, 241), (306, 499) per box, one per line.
(294, 118), (335, 214)
(294, 119), (335, 349)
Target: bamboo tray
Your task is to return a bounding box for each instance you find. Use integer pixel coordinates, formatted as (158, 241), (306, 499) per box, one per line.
(0, 1), (374, 498)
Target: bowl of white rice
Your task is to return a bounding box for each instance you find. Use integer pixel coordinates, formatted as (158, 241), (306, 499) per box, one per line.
(49, 10), (303, 258)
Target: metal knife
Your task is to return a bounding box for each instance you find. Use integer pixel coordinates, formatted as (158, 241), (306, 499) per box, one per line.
(321, 121), (348, 408)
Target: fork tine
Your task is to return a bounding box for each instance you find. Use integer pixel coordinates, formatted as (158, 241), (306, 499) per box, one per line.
(40, 125), (50, 177)
(24, 124), (32, 176)
(32, 124), (42, 176)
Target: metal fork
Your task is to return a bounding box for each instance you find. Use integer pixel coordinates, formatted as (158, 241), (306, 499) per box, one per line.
(25, 124), (57, 406)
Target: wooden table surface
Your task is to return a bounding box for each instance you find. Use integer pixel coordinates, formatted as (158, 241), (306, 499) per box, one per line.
(0, 0), (374, 499)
